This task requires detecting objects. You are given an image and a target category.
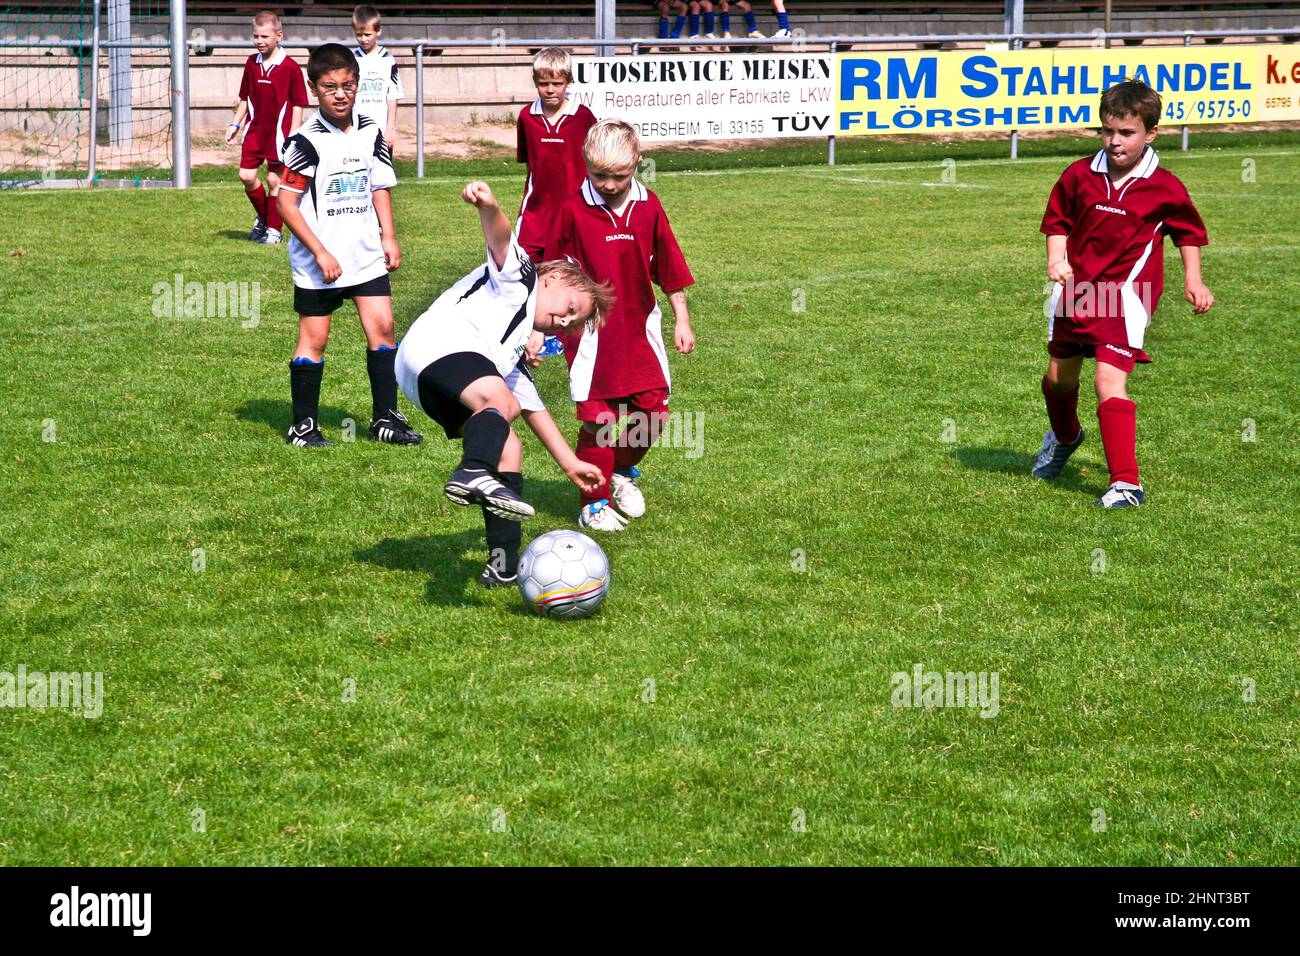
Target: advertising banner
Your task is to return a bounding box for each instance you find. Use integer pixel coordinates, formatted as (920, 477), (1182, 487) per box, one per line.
(571, 45), (1300, 142)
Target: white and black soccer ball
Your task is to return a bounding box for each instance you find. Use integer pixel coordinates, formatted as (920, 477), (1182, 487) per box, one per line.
(517, 530), (610, 619)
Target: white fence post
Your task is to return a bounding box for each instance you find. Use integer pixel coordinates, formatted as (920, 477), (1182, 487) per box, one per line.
(170, 0), (190, 188)
(416, 44), (425, 178)
(108, 0), (131, 146)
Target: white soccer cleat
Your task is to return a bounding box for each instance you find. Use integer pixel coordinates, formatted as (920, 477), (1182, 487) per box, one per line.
(1096, 481), (1145, 509)
(771, 28), (792, 39)
(721, 31), (733, 39)
(609, 469), (646, 519)
(260, 228), (282, 245)
(579, 499), (629, 532)
(747, 30), (765, 39)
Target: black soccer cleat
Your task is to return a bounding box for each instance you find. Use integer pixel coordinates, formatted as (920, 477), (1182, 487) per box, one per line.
(477, 563), (518, 589)
(286, 417), (333, 448)
(1031, 427), (1086, 479)
(444, 467), (535, 521)
(248, 217), (267, 242)
(369, 409), (423, 445)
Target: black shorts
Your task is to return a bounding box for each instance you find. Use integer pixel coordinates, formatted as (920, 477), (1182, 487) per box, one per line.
(416, 351), (501, 439)
(294, 273), (391, 316)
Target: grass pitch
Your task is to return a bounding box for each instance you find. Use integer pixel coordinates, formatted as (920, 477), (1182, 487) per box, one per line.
(1, 132), (1296, 865)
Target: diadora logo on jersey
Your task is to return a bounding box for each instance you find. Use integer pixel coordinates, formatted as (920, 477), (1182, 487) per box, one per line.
(1095, 203), (1127, 215)
(324, 171), (369, 195)
(605, 233), (636, 242)
(1104, 344), (1134, 358)
(540, 137), (565, 143)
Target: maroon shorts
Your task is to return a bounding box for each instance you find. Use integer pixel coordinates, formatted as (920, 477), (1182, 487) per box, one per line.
(576, 388), (670, 426)
(1047, 339), (1150, 374)
(240, 132), (284, 173)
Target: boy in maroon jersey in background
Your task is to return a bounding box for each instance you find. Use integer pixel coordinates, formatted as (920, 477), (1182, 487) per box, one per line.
(1034, 79), (1213, 508)
(544, 120), (696, 532)
(225, 10), (307, 245)
(515, 47), (598, 263)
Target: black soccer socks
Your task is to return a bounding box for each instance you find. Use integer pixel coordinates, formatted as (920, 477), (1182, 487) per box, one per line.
(366, 345), (398, 420)
(289, 356), (324, 425)
(460, 407), (510, 471)
(483, 471), (524, 576)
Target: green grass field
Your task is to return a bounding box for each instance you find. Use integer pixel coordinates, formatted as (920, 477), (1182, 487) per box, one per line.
(1, 133), (1296, 865)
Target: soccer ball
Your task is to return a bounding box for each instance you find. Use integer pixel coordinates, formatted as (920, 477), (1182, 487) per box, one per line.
(517, 530), (610, 619)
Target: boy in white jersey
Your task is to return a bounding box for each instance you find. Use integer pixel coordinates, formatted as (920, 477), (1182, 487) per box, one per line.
(350, 5), (402, 149)
(277, 42), (420, 448)
(396, 181), (614, 587)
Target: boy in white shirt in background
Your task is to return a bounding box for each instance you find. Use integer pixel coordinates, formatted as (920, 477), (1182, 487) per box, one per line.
(351, 5), (402, 150)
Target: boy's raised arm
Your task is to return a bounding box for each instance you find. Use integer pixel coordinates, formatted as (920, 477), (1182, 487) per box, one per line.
(461, 180), (512, 271)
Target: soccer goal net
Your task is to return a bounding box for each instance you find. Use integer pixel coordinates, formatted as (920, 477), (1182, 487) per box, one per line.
(1, 0), (179, 188)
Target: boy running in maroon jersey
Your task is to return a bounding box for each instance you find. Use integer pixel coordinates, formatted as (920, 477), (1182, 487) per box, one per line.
(544, 120), (696, 531)
(515, 48), (598, 263)
(1034, 79), (1213, 508)
(226, 10), (308, 245)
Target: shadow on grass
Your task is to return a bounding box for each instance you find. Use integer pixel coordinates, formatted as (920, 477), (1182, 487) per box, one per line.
(219, 230), (257, 242)
(354, 529), (491, 608)
(523, 478), (583, 523)
(952, 446), (1097, 497)
(235, 398), (357, 434)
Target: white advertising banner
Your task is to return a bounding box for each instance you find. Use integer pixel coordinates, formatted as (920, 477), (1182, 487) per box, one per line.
(570, 54), (836, 141)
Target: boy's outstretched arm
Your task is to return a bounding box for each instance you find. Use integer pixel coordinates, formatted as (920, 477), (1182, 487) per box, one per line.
(520, 407), (603, 494)
(1179, 245), (1213, 313)
(665, 288), (695, 354)
(1046, 234), (1072, 284)
(461, 180), (513, 271)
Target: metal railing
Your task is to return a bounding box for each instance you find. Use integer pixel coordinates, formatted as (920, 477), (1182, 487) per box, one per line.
(5, 17), (1298, 185)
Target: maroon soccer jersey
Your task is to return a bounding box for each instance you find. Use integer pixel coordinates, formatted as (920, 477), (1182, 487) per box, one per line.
(238, 50), (307, 165)
(545, 179), (694, 401)
(515, 97), (598, 260)
(1040, 148), (1207, 352)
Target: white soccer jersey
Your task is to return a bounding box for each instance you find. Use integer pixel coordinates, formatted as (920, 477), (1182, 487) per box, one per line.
(396, 239), (543, 413)
(353, 45), (403, 134)
(279, 111), (397, 290)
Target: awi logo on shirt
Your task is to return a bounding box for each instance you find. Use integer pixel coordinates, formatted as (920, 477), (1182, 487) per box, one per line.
(324, 170), (370, 195)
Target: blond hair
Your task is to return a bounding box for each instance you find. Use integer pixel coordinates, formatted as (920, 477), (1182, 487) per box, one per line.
(538, 259), (615, 329)
(583, 119), (641, 173)
(252, 9), (282, 30)
(532, 47), (573, 83)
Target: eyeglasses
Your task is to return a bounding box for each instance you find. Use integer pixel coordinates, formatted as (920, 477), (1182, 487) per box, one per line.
(317, 83), (357, 95)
